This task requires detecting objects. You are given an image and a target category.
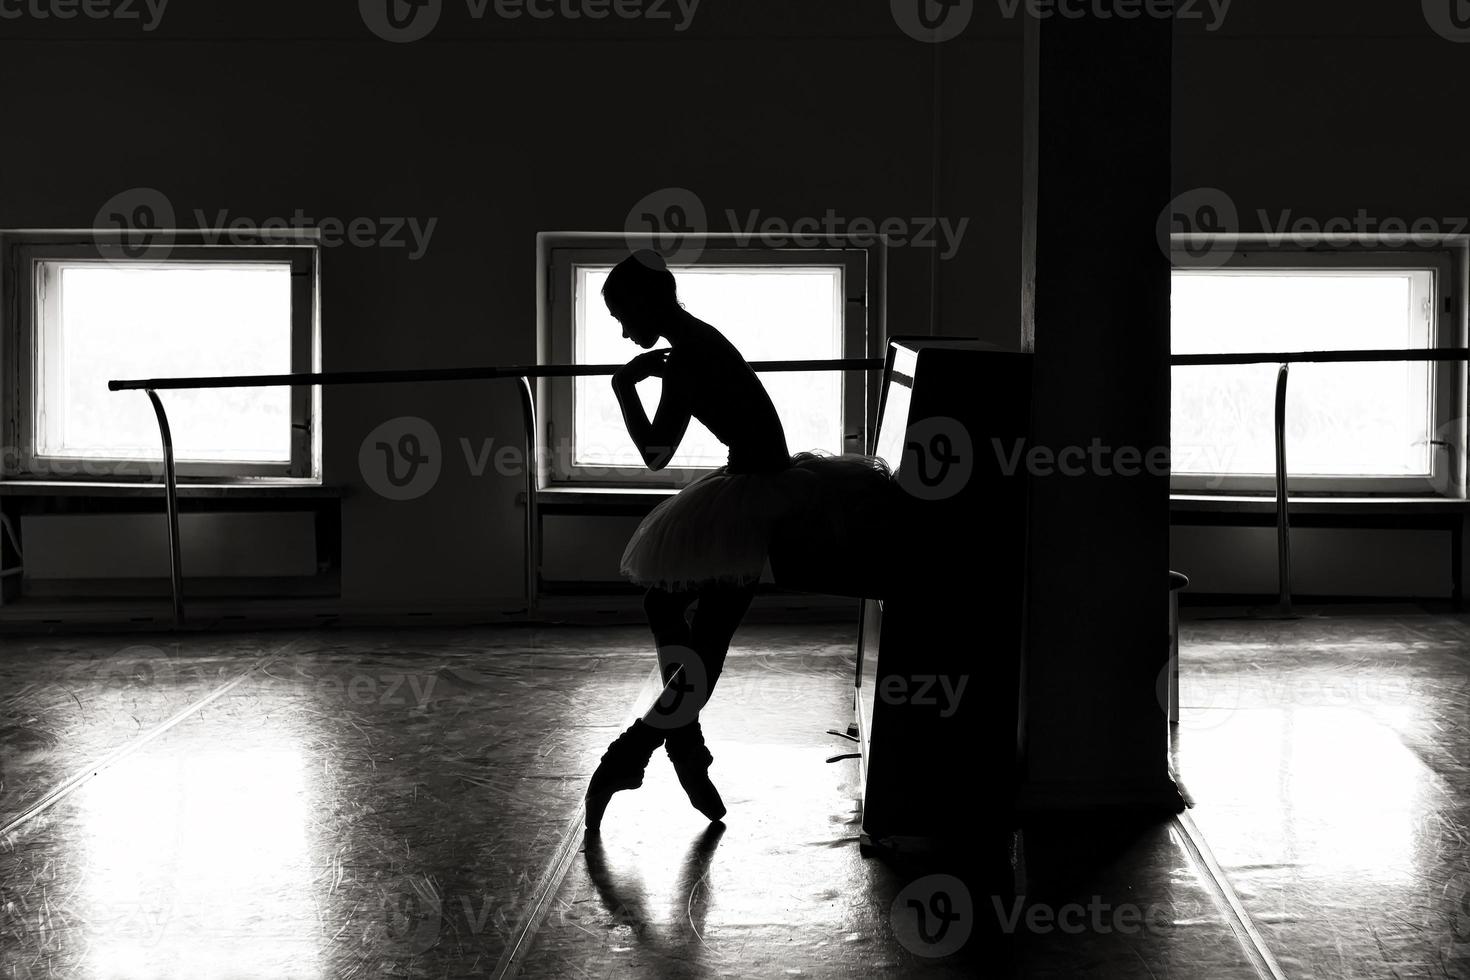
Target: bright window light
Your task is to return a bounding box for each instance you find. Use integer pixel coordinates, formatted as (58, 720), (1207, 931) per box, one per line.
(1172, 270), (1435, 479)
(36, 261), (294, 464)
(574, 265), (845, 469)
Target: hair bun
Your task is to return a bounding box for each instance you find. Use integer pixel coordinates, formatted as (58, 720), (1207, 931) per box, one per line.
(629, 248), (669, 272)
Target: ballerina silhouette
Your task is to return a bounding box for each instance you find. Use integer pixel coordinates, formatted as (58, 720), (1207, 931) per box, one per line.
(584, 250), (889, 832)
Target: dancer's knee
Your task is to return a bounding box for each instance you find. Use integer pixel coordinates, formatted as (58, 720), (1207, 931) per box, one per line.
(644, 587), (692, 624)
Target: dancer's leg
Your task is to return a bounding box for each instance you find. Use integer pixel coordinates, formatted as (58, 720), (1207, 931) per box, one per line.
(687, 582), (756, 702)
(661, 581), (757, 823)
(644, 586), (697, 685)
(585, 586), (697, 832)
(640, 581), (754, 723)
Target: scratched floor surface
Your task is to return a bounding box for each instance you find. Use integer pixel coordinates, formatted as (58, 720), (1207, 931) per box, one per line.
(1174, 610), (1470, 980)
(11, 616), (1435, 977)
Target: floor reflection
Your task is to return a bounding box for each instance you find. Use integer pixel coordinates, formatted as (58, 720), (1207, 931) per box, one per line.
(1176, 610), (1470, 978)
(78, 730), (320, 980)
(14, 614), (1454, 977)
(583, 823), (725, 968)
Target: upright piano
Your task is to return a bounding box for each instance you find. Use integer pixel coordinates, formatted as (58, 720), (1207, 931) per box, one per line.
(769, 336), (1033, 856)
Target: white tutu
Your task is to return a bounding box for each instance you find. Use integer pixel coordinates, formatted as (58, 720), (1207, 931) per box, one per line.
(620, 451), (893, 591)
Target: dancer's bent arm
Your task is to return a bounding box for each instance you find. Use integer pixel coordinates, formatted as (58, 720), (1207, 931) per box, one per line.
(613, 349), (693, 472)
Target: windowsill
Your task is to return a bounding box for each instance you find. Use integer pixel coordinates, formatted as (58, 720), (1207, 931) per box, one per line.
(537, 485), (680, 496)
(1171, 493), (1470, 514)
(529, 488), (1470, 509)
(0, 481), (342, 498)
(524, 485), (678, 511)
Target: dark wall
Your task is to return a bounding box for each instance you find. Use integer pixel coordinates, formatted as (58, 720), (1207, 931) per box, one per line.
(1171, 1), (1470, 597)
(0, 2), (1022, 608)
(4, 0), (1465, 611)
(1175, 2), (1470, 234)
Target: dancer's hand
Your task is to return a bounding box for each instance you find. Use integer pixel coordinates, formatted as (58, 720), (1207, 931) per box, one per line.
(613, 350), (670, 388)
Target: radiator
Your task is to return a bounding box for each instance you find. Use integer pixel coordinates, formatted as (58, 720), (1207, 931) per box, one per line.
(20, 512), (318, 579)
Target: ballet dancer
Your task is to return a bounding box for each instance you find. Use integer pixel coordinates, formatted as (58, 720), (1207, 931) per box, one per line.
(584, 250), (889, 832)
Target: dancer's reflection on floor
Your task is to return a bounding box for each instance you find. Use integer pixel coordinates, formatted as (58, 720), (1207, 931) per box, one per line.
(582, 823), (726, 972)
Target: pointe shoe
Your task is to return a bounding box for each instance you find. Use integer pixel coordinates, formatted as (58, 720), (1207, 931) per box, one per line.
(664, 722), (726, 823)
(585, 720), (664, 833)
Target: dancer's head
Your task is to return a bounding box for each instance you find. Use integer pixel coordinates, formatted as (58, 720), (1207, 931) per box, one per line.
(604, 250), (680, 348)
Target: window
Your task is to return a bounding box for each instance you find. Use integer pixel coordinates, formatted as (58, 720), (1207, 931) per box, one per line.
(4, 240), (319, 483)
(543, 241), (874, 487)
(1170, 244), (1461, 496)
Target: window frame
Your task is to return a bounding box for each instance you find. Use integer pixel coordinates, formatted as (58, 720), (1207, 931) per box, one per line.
(2, 234), (322, 485)
(1169, 238), (1466, 498)
(540, 236), (877, 489)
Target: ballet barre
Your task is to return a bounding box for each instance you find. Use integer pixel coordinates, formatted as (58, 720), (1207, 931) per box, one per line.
(1172, 346), (1470, 615)
(109, 344), (1462, 627)
(107, 358), (885, 627)
(106, 359), (883, 391)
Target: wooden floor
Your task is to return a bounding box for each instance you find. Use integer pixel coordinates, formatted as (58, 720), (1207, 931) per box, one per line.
(0, 611), (1464, 977)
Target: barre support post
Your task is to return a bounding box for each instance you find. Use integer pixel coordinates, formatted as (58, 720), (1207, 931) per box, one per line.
(146, 389), (185, 628)
(1274, 364), (1292, 616)
(516, 375), (538, 621)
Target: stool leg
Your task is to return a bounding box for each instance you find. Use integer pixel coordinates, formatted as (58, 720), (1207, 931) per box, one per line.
(1168, 590), (1180, 725)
